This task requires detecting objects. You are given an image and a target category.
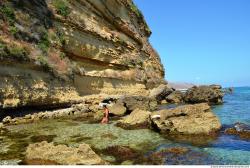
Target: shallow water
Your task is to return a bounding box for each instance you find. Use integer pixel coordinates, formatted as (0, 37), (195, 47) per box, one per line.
(155, 87), (250, 164)
(0, 87), (250, 165)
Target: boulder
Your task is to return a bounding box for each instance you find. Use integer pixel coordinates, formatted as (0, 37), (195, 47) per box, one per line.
(149, 84), (174, 103)
(150, 103), (221, 135)
(224, 122), (250, 140)
(2, 116), (12, 124)
(116, 109), (151, 129)
(109, 103), (127, 116)
(24, 141), (107, 165)
(184, 85), (224, 104)
(166, 91), (184, 104)
(116, 96), (157, 111)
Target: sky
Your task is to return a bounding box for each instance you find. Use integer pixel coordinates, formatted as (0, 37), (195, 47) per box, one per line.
(134, 0), (250, 87)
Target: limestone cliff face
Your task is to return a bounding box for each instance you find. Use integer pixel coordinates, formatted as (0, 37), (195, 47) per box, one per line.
(0, 0), (165, 109)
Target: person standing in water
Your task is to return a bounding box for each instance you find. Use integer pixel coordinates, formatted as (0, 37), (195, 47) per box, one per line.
(101, 104), (109, 124)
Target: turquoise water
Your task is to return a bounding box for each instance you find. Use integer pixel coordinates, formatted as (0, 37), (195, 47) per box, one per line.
(0, 87), (250, 165)
(213, 87), (250, 125)
(156, 87), (250, 165)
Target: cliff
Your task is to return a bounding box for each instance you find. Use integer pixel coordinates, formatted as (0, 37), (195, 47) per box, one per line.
(0, 0), (165, 109)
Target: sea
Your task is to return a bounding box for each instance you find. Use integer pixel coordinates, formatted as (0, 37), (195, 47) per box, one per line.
(0, 87), (250, 165)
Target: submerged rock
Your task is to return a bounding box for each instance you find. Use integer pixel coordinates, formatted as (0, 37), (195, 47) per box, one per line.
(141, 147), (189, 165)
(138, 146), (217, 165)
(149, 84), (174, 103)
(24, 141), (107, 165)
(150, 103), (221, 135)
(116, 109), (151, 129)
(101, 145), (140, 164)
(224, 123), (250, 140)
(184, 85), (224, 104)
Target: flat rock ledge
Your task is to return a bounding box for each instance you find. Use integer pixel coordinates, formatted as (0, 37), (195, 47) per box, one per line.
(150, 103), (221, 135)
(24, 141), (107, 165)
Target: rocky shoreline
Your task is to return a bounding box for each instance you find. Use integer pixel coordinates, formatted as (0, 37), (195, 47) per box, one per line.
(1, 84), (237, 165)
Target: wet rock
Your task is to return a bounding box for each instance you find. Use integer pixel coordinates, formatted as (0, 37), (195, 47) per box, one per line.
(150, 103), (221, 135)
(165, 134), (218, 146)
(116, 109), (151, 129)
(166, 91), (184, 104)
(184, 85), (224, 105)
(25, 141), (107, 165)
(109, 103), (127, 116)
(139, 146), (215, 165)
(149, 84), (174, 103)
(224, 122), (250, 140)
(117, 96), (157, 111)
(143, 147), (189, 165)
(101, 146), (140, 163)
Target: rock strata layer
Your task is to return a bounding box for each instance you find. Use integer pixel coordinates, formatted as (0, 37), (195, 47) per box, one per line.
(0, 0), (165, 110)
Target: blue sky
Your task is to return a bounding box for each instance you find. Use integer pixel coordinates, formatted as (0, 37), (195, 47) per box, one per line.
(134, 0), (250, 87)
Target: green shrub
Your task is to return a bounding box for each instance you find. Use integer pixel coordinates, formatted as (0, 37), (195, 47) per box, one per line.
(130, 2), (143, 18)
(59, 52), (66, 59)
(0, 41), (29, 62)
(0, 5), (15, 25)
(38, 32), (50, 53)
(56, 28), (66, 46)
(53, 0), (71, 17)
(9, 26), (18, 35)
(129, 2), (151, 34)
